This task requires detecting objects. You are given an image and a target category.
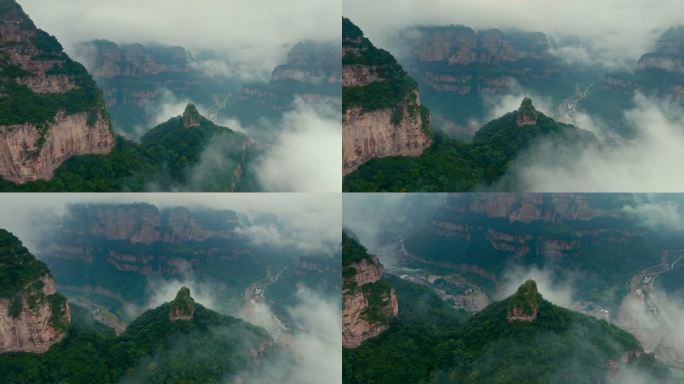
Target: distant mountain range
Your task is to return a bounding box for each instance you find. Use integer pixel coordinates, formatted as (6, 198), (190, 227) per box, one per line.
(351, 193), (684, 372)
(79, 38), (341, 136)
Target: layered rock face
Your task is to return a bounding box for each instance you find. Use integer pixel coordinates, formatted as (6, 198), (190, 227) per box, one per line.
(400, 26), (555, 96)
(405, 26), (550, 65)
(342, 18), (431, 175)
(83, 40), (192, 79)
(507, 279), (542, 322)
(0, 0), (114, 184)
(53, 203), (243, 274)
(63, 203), (240, 244)
(342, 95), (432, 175)
(406, 193), (643, 266)
(0, 229), (70, 353)
(342, 233), (398, 348)
(441, 193), (630, 224)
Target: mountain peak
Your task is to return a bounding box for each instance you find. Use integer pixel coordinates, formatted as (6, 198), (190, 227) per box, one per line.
(507, 279), (542, 322)
(169, 286), (195, 321)
(516, 97), (538, 126)
(182, 103), (202, 128)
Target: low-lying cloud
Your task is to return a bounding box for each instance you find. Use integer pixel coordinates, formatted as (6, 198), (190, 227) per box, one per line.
(135, 95), (341, 193)
(617, 285), (684, 375)
(235, 219), (340, 257)
(18, 0), (340, 75)
(623, 201), (684, 232)
(237, 287), (341, 384)
(344, 0), (680, 66)
(501, 94), (684, 191)
(251, 97), (342, 192)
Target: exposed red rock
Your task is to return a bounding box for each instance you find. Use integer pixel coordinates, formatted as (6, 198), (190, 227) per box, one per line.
(0, 275), (70, 353)
(0, 1), (114, 184)
(343, 252), (398, 348)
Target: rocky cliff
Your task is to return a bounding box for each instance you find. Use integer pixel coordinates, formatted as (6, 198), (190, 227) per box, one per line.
(53, 203), (243, 274)
(416, 193), (640, 263)
(0, 0), (114, 184)
(442, 193), (631, 224)
(0, 229), (70, 353)
(342, 18), (431, 175)
(83, 39), (192, 79)
(403, 26), (551, 66)
(61, 203), (240, 240)
(342, 232), (398, 348)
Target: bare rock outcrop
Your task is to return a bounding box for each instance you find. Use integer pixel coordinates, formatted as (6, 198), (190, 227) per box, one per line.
(516, 97), (538, 126)
(0, 0), (114, 184)
(0, 111), (114, 183)
(342, 18), (432, 175)
(0, 275), (70, 352)
(399, 25), (555, 106)
(72, 203), (161, 244)
(343, 94), (431, 175)
(406, 26), (550, 65)
(507, 279), (542, 322)
(444, 193), (629, 224)
(182, 104), (202, 128)
(169, 287), (195, 321)
(0, 229), (70, 353)
(342, 232), (398, 348)
(53, 204), (244, 277)
(81, 40), (191, 79)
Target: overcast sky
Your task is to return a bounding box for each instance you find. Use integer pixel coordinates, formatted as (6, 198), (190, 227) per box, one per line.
(17, 0), (341, 73)
(344, 0), (683, 64)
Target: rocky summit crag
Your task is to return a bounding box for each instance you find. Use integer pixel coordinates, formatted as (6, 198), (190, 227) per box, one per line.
(0, 0), (114, 184)
(169, 286), (195, 321)
(507, 279), (542, 321)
